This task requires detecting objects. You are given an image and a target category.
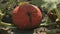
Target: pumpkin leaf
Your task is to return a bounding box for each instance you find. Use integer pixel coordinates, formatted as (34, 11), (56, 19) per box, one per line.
(54, 8), (60, 21)
(31, 0), (44, 7)
(41, 0), (60, 11)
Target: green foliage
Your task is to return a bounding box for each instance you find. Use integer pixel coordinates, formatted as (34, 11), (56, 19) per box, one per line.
(55, 8), (60, 21)
(0, 0), (16, 13)
(41, 0), (60, 11)
(31, 0), (45, 7)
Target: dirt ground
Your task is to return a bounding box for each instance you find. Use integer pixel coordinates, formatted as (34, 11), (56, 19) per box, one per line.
(0, 26), (60, 34)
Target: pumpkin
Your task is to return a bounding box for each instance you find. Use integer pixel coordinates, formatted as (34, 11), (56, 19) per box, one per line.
(12, 4), (42, 29)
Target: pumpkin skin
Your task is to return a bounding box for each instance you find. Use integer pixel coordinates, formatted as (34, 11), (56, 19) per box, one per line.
(12, 4), (42, 29)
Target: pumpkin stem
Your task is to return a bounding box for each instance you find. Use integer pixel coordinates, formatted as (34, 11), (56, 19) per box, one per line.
(18, 2), (29, 6)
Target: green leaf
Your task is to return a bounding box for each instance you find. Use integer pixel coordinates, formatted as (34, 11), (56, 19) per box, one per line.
(31, 0), (44, 7)
(41, 0), (60, 11)
(54, 8), (60, 21)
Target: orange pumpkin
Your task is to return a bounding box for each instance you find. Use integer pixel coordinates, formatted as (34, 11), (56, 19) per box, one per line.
(12, 4), (42, 29)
